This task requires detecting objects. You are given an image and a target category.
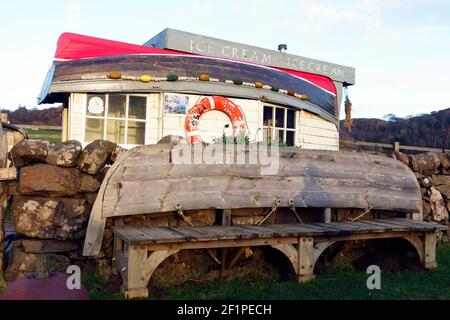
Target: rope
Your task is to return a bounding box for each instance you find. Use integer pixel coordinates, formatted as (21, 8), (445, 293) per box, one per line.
(258, 199), (281, 225)
(175, 203), (195, 227)
(288, 199), (304, 224)
(174, 203), (220, 264)
(350, 204), (374, 221)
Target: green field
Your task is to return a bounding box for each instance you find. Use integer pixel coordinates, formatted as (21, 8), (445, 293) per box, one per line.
(82, 243), (450, 300)
(26, 129), (62, 144)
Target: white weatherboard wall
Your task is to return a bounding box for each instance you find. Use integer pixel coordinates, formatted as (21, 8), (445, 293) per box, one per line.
(69, 93), (86, 143)
(68, 92), (338, 151)
(297, 110), (339, 151)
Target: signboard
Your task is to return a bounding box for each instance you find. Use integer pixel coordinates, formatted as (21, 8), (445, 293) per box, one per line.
(145, 28), (355, 85)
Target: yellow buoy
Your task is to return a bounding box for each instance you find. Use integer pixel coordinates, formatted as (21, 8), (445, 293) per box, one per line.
(255, 81), (263, 88)
(300, 94), (309, 101)
(108, 72), (122, 79)
(139, 75), (152, 83)
(199, 74), (210, 81)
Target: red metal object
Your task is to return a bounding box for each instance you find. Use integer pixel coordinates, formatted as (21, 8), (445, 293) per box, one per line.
(0, 273), (90, 300)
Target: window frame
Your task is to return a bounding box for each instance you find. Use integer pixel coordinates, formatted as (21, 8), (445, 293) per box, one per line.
(262, 103), (297, 146)
(85, 93), (148, 145)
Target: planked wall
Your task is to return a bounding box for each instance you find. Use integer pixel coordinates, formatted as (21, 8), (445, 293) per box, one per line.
(68, 93), (338, 150)
(297, 110), (339, 151)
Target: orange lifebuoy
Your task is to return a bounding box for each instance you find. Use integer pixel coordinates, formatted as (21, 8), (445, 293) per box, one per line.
(185, 96), (248, 144)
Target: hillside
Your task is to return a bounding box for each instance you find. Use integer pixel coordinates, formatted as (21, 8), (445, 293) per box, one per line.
(340, 108), (450, 149)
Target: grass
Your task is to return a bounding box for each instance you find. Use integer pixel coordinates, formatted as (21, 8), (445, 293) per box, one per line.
(81, 244), (450, 300)
(25, 129), (62, 144)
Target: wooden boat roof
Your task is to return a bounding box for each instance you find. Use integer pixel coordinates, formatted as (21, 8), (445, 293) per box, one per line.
(38, 33), (339, 121)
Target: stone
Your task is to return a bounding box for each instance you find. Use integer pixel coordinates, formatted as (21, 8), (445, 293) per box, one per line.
(232, 216), (264, 225)
(46, 140), (82, 167)
(415, 152), (441, 171)
(422, 201), (432, 216)
(428, 186), (449, 222)
(420, 177), (433, 188)
(157, 135), (187, 145)
(80, 173), (101, 193)
(77, 140), (117, 175)
(84, 193), (98, 206)
(440, 153), (450, 170)
(432, 175), (450, 198)
(4, 241), (71, 282)
(12, 196), (90, 240)
(408, 155), (419, 172)
(176, 210), (216, 227)
(21, 239), (80, 253)
(394, 151), (409, 166)
(110, 145), (128, 163)
(10, 140), (50, 164)
(17, 164), (81, 197)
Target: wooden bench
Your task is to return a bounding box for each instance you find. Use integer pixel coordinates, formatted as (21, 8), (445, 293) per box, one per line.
(112, 218), (446, 299)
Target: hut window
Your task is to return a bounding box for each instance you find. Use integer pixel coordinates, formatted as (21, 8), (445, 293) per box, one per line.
(85, 94), (147, 145)
(262, 105), (296, 146)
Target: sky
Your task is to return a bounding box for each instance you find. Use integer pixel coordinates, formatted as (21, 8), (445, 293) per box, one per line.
(0, 0), (449, 119)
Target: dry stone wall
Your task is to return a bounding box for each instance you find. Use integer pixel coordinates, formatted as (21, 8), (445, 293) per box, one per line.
(394, 151), (450, 222)
(3, 139), (121, 281)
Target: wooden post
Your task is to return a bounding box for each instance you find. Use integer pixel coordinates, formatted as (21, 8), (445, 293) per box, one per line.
(322, 208), (331, 223)
(393, 141), (400, 153)
(423, 232), (437, 269)
(124, 245), (149, 299)
(297, 237), (315, 283)
(62, 107), (69, 142)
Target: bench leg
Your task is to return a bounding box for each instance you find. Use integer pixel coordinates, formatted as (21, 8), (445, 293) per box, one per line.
(117, 244), (180, 299)
(298, 237), (315, 283)
(403, 233), (437, 269)
(423, 232), (437, 269)
(124, 246), (150, 299)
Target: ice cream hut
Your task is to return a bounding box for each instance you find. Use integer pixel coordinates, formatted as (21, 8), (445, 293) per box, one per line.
(38, 28), (355, 149)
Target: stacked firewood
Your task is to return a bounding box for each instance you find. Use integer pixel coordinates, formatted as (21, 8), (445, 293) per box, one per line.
(3, 139), (125, 281)
(394, 151), (450, 222)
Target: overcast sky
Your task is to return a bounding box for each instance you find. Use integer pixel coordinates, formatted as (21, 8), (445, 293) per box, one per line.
(0, 0), (449, 119)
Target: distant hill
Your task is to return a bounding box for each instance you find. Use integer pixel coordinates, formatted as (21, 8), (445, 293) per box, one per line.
(1, 106), (63, 126)
(340, 108), (450, 149)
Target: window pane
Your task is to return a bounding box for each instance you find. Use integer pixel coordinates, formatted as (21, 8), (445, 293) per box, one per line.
(263, 106), (273, 126)
(108, 94), (126, 118)
(274, 129), (284, 144)
(129, 96), (146, 119)
(87, 94), (105, 116)
(127, 121), (145, 144)
(263, 128), (272, 144)
(106, 120), (126, 144)
(287, 110), (295, 129)
(275, 108), (285, 128)
(286, 131), (295, 146)
(85, 118), (104, 141)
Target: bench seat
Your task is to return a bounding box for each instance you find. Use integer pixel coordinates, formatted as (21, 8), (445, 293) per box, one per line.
(112, 218), (447, 299)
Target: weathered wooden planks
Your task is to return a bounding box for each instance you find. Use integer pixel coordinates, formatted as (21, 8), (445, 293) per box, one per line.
(102, 144), (421, 217)
(83, 144), (422, 256)
(112, 218), (446, 245)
